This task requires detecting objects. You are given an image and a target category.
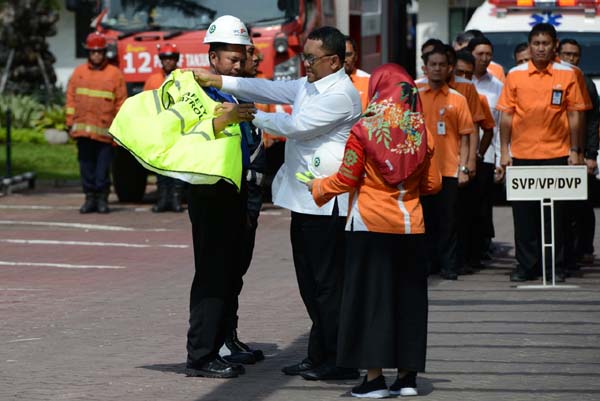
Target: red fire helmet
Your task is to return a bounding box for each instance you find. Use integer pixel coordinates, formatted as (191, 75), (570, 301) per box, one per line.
(158, 43), (180, 58)
(85, 32), (107, 50)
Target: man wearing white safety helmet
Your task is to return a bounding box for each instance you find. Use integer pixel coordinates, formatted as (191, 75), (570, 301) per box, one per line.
(184, 15), (258, 379)
(193, 26), (362, 381)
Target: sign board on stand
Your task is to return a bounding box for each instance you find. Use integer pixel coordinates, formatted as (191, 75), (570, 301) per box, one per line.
(505, 166), (587, 289)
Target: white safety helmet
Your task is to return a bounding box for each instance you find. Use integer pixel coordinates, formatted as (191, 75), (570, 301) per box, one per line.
(204, 15), (252, 46)
(308, 141), (346, 178)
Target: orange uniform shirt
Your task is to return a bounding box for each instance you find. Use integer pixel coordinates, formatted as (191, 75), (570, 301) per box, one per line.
(312, 131), (441, 234)
(419, 83), (474, 177)
(479, 94), (495, 131)
(143, 71), (167, 91)
(497, 61), (589, 160)
(417, 77), (485, 124)
(488, 61), (506, 83)
(66, 62), (127, 144)
(350, 68), (371, 112)
(448, 75), (486, 124)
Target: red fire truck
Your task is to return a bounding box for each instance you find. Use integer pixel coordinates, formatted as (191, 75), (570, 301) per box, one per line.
(68, 0), (336, 202)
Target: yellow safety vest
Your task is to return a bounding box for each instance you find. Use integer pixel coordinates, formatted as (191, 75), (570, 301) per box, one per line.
(109, 70), (243, 190)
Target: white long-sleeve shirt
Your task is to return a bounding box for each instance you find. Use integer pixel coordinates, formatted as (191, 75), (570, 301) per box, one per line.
(472, 72), (504, 166)
(222, 68), (362, 215)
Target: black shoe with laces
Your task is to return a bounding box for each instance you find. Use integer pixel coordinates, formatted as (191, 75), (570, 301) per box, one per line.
(389, 371), (418, 396)
(96, 192), (110, 214)
(225, 330), (264, 363)
(79, 193), (97, 214)
(351, 375), (390, 398)
(440, 270), (458, 280)
(300, 364), (360, 381)
(281, 359), (314, 375)
(510, 269), (536, 282)
(185, 358), (238, 378)
(216, 355), (245, 375)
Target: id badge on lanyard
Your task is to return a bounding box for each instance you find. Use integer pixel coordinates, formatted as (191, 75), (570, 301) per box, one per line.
(437, 107), (446, 135)
(551, 89), (563, 106)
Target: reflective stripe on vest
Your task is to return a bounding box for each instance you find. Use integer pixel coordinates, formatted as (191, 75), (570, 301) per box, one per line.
(66, 107), (75, 115)
(109, 70), (243, 190)
(75, 87), (115, 100)
(72, 123), (109, 136)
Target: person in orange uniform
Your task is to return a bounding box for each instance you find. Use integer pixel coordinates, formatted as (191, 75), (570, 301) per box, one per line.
(143, 43), (186, 213)
(306, 63), (441, 398)
(66, 31), (127, 214)
(558, 38), (600, 269)
(419, 45), (474, 280)
(446, 46), (484, 179)
(513, 43), (531, 66)
(497, 23), (589, 283)
(418, 46), (484, 180)
(454, 50), (496, 271)
(454, 30), (505, 82)
(344, 35), (370, 112)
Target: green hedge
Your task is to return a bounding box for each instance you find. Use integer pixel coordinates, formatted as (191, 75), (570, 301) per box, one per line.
(0, 128), (47, 144)
(0, 142), (79, 180)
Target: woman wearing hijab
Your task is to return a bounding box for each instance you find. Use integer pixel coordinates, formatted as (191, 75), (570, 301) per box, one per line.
(306, 63), (441, 398)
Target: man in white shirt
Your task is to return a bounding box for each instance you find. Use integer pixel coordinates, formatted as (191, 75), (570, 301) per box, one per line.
(194, 26), (362, 381)
(468, 36), (504, 262)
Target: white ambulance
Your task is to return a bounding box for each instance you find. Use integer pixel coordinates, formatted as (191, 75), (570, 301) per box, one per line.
(465, 0), (600, 89)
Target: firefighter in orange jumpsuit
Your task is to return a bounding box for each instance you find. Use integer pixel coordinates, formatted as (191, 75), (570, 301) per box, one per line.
(143, 43), (186, 212)
(66, 32), (127, 214)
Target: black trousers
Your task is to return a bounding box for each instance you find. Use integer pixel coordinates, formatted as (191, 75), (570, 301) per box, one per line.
(511, 157), (568, 275)
(290, 205), (346, 366)
(186, 180), (244, 366)
(226, 178), (262, 332)
(573, 175), (596, 256)
(422, 177), (459, 275)
(458, 175), (479, 268)
(477, 161), (496, 241)
(458, 161), (496, 267)
(156, 174), (186, 191)
(76, 137), (113, 193)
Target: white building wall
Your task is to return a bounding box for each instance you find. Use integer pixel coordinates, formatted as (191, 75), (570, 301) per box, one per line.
(336, 0), (350, 35)
(47, 1), (82, 89)
(415, 0), (449, 77)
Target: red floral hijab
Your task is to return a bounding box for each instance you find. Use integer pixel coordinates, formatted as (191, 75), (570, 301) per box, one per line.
(352, 63), (427, 186)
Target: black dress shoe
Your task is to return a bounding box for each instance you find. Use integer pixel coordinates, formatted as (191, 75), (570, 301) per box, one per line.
(185, 358), (238, 378)
(510, 269), (535, 282)
(223, 352), (255, 365)
(440, 270), (458, 280)
(216, 356), (245, 374)
(224, 330), (263, 364)
(300, 365), (360, 381)
(281, 359), (314, 375)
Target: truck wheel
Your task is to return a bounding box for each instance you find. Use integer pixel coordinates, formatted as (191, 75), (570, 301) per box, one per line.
(112, 146), (148, 202)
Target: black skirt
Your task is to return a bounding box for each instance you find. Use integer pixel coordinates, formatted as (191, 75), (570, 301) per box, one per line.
(337, 231), (428, 371)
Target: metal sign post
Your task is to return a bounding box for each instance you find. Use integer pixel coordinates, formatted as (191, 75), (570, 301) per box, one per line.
(506, 165), (587, 289)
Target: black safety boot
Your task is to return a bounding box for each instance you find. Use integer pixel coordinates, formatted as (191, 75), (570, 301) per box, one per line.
(79, 192), (97, 214)
(223, 330), (264, 364)
(170, 187), (184, 213)
(152, 185), (169, 213)
(96, 191), (110, 214)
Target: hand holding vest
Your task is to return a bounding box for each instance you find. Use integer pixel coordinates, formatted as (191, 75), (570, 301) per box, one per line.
(109, 70), (243, 190)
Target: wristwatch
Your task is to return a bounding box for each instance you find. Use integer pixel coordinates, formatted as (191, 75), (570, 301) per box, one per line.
(459, 165), (470, 174)
(570, 147), (582, 153)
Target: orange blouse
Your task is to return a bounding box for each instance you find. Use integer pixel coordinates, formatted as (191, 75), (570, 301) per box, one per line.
(312, 130), (442, 234)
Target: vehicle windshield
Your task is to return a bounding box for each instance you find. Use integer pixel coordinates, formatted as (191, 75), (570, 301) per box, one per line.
(485, 32), (600, 77)
(102, 0), (299, 32)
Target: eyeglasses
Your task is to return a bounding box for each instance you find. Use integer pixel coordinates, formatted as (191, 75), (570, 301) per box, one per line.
(300, 53), (335, 65)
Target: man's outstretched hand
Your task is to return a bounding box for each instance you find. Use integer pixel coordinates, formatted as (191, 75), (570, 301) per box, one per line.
(187, 68), (223, 89)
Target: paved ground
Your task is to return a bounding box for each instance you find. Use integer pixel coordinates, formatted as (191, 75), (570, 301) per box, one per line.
(1, 184), (600, 401)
